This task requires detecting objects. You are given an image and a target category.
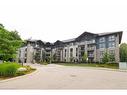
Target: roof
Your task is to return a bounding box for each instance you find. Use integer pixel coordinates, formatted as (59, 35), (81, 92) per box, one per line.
(62, 38), (76, 43)
(98, 31), (123, 36)
(61, 31), (123, 44)
(26, 39), (38, 42)
(98, 31), (123, 44)
(26, 31), (123, 44)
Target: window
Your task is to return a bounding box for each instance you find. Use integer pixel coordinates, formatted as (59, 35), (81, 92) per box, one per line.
(76, 48), (78, 56)
(109, 35), (115, 41)
(99, 43), (105, 48)
(65, 49), (66, 57)
(87, 39), (95, 44)
(99, 37), (105, 43)
(108, 42), (115, 48)
(70, 48), (73, 57)
(25, 53), (27, 57)
(70, 43), (73, 46)
(74, 42), (78, 45)
(81, 46), (84, 50)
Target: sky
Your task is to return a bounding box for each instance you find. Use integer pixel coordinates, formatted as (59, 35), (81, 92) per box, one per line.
(0, 0), (127, 43)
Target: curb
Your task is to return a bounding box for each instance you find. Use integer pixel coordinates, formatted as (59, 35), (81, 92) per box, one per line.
(59, 65), (127, 72)
(0, 69), (38, 83)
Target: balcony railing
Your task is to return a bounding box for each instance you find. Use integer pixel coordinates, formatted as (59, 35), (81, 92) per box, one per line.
(45, 47), (51, 50)
(87, 47), (95, 51)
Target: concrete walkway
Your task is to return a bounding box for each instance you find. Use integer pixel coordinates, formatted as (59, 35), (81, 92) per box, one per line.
(0, 64), (127, 89)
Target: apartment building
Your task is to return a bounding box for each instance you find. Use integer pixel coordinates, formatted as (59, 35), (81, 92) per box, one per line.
(18, 31), (123, 63)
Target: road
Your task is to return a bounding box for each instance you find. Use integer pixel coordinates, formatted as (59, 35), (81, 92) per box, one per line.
(0, 64), (127, 89)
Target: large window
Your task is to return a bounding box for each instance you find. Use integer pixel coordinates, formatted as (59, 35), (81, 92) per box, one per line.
(99, 43), (105, 48)
(109, 35), (115, 41)
(99, 37), (105, 43)
(76, 48), (78, 56)
(108, 42), (115, 48)
(65, 49), (66, 57)
(81, 46), (84, 50)
(70, 48), (73, 57)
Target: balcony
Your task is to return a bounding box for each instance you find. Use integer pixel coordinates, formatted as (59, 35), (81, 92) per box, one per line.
(87, 47), (95, 51)
(88, 54), (94, 58)
(45, 47), (51, 50)
(87, 39), (95, 44)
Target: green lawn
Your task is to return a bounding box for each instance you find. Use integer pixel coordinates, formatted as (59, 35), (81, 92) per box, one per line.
(56, 63), (119, 69)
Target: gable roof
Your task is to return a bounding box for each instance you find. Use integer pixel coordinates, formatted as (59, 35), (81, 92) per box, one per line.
(62, 38), (76, 43)
(75, 31), (98, 41)
(26, 31), (123, 45)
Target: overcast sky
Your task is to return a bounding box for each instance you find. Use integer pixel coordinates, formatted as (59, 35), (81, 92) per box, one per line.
(0, 0), (127, 43)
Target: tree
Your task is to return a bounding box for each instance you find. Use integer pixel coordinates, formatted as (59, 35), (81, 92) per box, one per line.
(109, 54), (115, 62)
(52, 53), (57, 62)
(0, 24), (4, 28)
(70, 57), (74, 62)
(0, 24), (22, 61)
(34, 52), (41, 63)
(109, 53), (115, 62)
(82, 52), (88, 62)
(120, 43), (127, 62)
(102, 51), (110, 63)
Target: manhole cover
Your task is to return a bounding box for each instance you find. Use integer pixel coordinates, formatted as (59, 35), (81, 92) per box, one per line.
(70, 75), (77, 77)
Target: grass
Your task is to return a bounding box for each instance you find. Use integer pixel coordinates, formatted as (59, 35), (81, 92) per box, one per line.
(0, 62), (21, 77)
(0, 62), (36, 80)
(56, 63), (119, 69)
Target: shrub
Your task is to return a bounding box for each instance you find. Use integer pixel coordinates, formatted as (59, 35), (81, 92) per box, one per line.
(120, 43), (127, 62)
(82, 52), (88, 63)
(102, 51), (110, 63)
(0, 62), (21, 77)
(16, 71), (26, 76)
(16, 65), (36, 76)
(39, 61), (48, 65)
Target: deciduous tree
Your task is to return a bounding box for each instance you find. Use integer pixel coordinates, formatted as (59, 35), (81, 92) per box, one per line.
(0, 24), (22, 61)
(120, 43), (127, 62)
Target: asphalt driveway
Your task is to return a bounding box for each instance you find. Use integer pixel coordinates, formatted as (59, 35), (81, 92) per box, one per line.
(0, 64), (127, 89)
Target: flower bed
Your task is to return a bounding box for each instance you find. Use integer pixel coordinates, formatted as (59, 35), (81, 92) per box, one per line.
(0, 62), (36, 79)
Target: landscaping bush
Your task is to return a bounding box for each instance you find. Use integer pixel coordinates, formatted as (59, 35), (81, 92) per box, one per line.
(57, 63), (119, 69)
(16, 65), (36, 76)
(0, 62), (21, 77)
(39, 61), (48, 65)
(23, 65), (36, 71)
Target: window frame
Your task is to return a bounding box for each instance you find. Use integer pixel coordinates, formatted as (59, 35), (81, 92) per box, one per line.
(99, 43), (106, 48)
(109, 35), (115, 41)
(108, 42), (115, 48)
(99, 37), (105, 43)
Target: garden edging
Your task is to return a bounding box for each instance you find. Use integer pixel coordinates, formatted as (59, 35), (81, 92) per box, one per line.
(0, 68), (38, 83)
